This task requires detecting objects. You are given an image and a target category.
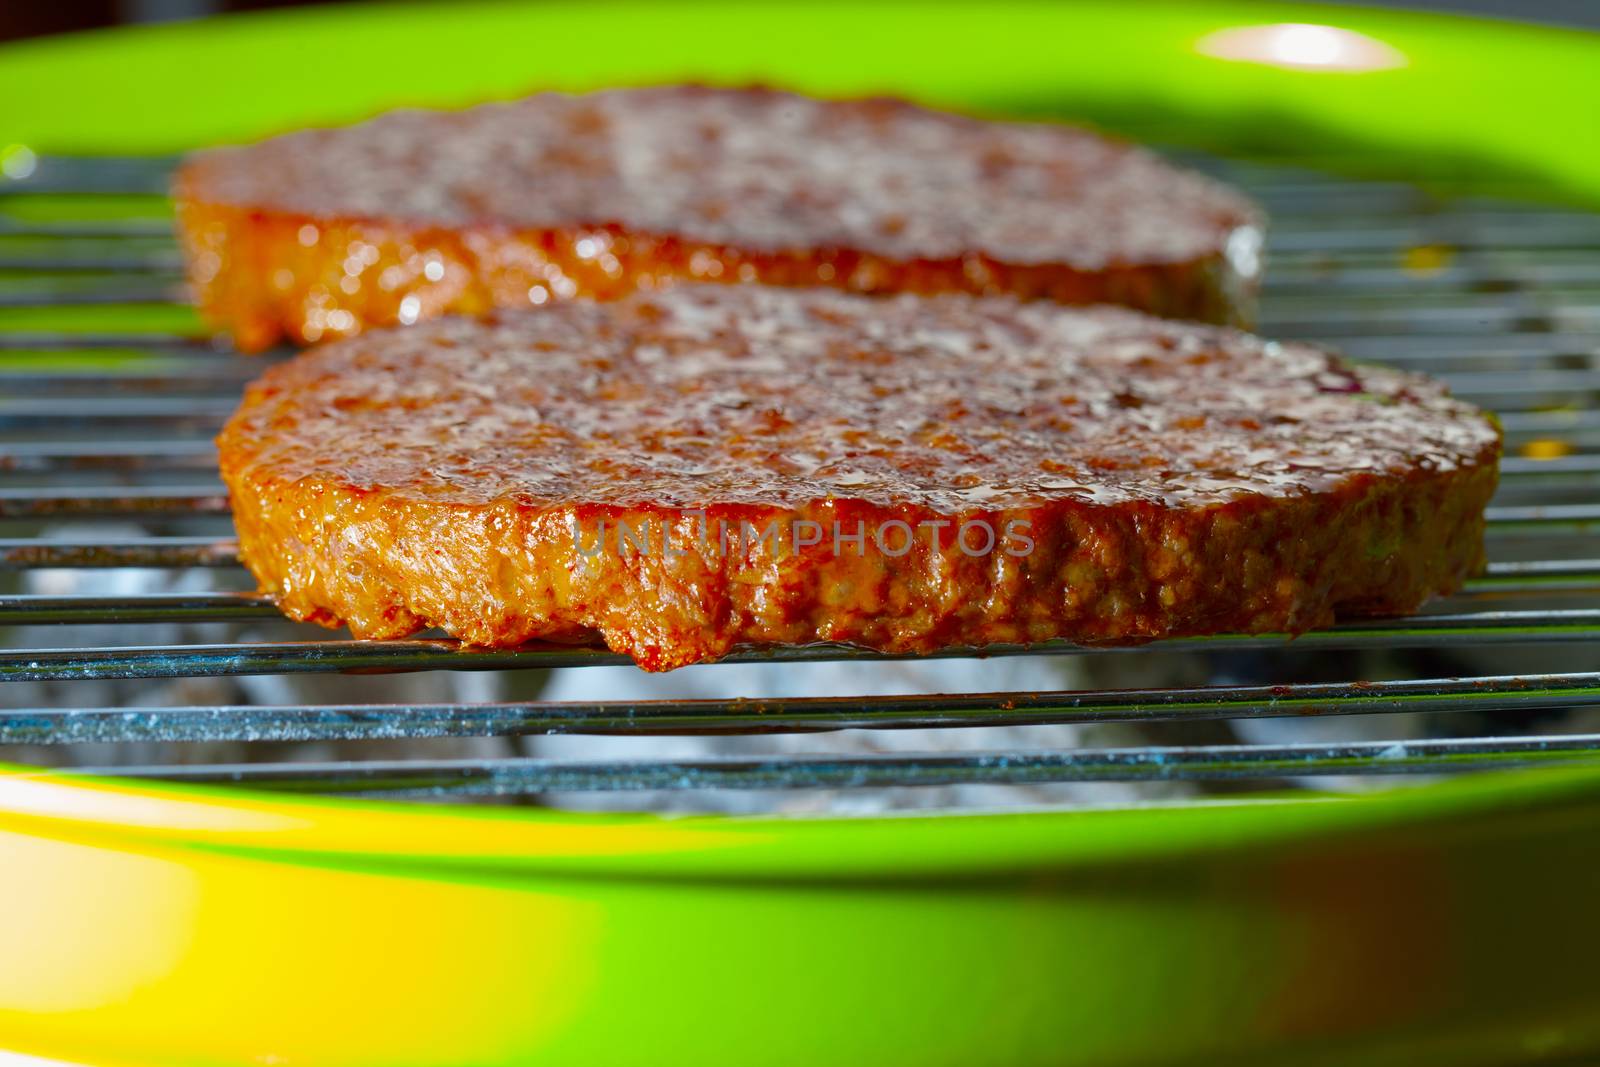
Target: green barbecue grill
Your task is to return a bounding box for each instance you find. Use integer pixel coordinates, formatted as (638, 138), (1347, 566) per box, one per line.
(1, 2), (1599, 1065)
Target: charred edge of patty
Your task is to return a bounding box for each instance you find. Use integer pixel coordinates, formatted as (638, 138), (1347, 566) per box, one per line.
(173, 192), (1259, 353)
(220, 455), (1497, 671)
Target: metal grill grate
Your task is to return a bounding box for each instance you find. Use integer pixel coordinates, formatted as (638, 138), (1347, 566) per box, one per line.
(2, 150), (1598, 800)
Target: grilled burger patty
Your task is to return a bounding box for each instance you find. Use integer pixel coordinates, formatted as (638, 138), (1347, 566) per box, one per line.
(176, 86), (1261, 351)
(218, 286), (1499, 671)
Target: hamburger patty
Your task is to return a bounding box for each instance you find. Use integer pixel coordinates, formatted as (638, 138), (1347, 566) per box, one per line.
(218, 286), (1500, 671)
(176, 86), (1261, 351)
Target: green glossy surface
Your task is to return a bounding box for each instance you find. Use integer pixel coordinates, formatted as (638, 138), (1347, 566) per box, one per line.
(0, 1), (1595, 199)
(2, 2), (1599, 1064)
(6, 765), (1600, 1065)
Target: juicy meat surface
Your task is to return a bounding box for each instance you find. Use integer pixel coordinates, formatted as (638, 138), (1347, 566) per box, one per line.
(175, 86), (1262, 350)
(218, 286), (1500, 671)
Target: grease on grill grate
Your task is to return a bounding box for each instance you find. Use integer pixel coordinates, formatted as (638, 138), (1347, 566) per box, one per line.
(1, 152), (1598, 810)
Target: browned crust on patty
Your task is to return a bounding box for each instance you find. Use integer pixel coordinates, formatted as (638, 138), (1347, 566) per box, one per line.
(217, 286), (1499, 671)
(175, 86), (1261, 351)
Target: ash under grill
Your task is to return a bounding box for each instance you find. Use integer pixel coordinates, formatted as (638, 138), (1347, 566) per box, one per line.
(1, 150), (1598, 803)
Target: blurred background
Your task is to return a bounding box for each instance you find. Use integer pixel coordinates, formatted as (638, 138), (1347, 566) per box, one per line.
(2, 0), (1597, 43)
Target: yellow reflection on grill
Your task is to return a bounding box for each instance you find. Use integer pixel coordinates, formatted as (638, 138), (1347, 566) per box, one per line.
(1521, 438), (1577, 460)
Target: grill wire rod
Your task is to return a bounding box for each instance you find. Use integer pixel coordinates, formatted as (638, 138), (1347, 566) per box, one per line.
(58, 733), (1600, 799)
(3, 672), (1596, 745)
(3, 610), (1600, 683)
